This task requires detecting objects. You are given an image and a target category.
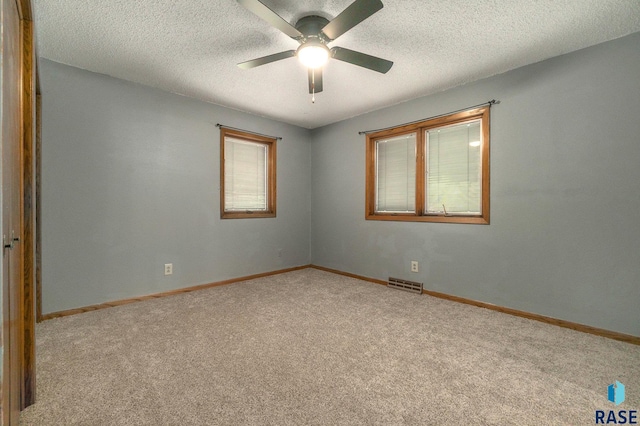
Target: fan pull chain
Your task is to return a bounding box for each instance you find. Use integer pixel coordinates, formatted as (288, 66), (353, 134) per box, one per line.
(311, 71), (316, 103)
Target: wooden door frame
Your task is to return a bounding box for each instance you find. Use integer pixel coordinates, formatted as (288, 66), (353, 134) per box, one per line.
(35, 94), (41, 325)
(1, 0), (35, 420)
(12, 0), (36, 414)
(20, 7), (36, 409)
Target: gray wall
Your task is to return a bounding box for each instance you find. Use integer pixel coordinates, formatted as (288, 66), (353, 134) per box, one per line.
(40, 59), (311, 314)
(310, 32), (640, 336)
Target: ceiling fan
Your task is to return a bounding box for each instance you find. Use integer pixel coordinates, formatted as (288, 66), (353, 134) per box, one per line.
(236, 0), (393, 99)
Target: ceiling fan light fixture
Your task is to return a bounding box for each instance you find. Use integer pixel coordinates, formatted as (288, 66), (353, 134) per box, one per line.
(236, 0), (393, 94)
(297, 41), (330, 69)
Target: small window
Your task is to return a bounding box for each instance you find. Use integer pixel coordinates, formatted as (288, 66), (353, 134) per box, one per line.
(366, 106), (490, 224)
(220, 128), (276, 219)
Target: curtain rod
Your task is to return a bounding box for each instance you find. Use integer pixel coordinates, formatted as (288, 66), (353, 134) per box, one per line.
(358, 99), (499, 135)
(216, 123), (282, 140)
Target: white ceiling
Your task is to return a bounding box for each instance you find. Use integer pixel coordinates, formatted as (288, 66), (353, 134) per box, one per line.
(34, 0), (640, 129)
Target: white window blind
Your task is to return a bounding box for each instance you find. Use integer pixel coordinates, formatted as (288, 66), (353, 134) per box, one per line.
(375, 133), (416, 213)
(426, 120), (482, 215)
(224, 137), (268, 211)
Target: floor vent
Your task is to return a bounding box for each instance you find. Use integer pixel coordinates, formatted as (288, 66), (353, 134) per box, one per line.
(388, 277), (423, 294)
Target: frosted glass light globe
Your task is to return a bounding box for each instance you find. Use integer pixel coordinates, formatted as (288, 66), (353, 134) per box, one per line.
(297, 43), (329, 68)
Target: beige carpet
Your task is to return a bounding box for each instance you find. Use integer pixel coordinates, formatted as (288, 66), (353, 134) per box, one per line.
(20, 269), (640, 425)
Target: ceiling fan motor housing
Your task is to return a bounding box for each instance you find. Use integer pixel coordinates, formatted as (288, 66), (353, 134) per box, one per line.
(295, 15), (331, 41)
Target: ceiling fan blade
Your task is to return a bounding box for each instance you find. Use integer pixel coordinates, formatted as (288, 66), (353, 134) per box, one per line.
(237, 0), (303, 39)
(321, 0), (383, 41)
(331, 46), (393, 73)
(308, 68), (323, 94)
(237, 50), (296, 69)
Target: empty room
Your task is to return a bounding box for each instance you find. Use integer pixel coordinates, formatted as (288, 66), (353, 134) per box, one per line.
(2, 0), (639, 424)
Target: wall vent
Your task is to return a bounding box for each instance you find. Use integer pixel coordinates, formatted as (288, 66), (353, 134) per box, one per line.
(388, 277), (423, 294)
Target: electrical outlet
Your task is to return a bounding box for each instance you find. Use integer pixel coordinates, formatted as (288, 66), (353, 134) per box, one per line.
(411, 261), (419, 273)
(164, 263), (173, 275)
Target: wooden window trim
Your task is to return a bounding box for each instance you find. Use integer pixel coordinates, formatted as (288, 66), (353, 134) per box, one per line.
(220, 128), (276, 219)
(365, 106), (490, 224)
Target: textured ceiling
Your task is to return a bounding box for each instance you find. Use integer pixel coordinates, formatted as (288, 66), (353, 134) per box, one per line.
(34, 0), (640, 129)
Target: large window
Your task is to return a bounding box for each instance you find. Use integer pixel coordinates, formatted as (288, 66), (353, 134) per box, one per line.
(220, 128), (276, 219)
(366, 106), (490, 224)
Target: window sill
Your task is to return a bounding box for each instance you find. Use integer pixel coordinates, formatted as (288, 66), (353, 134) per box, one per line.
(222, 211), (276, 219)
(365, 213), (489, 225)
